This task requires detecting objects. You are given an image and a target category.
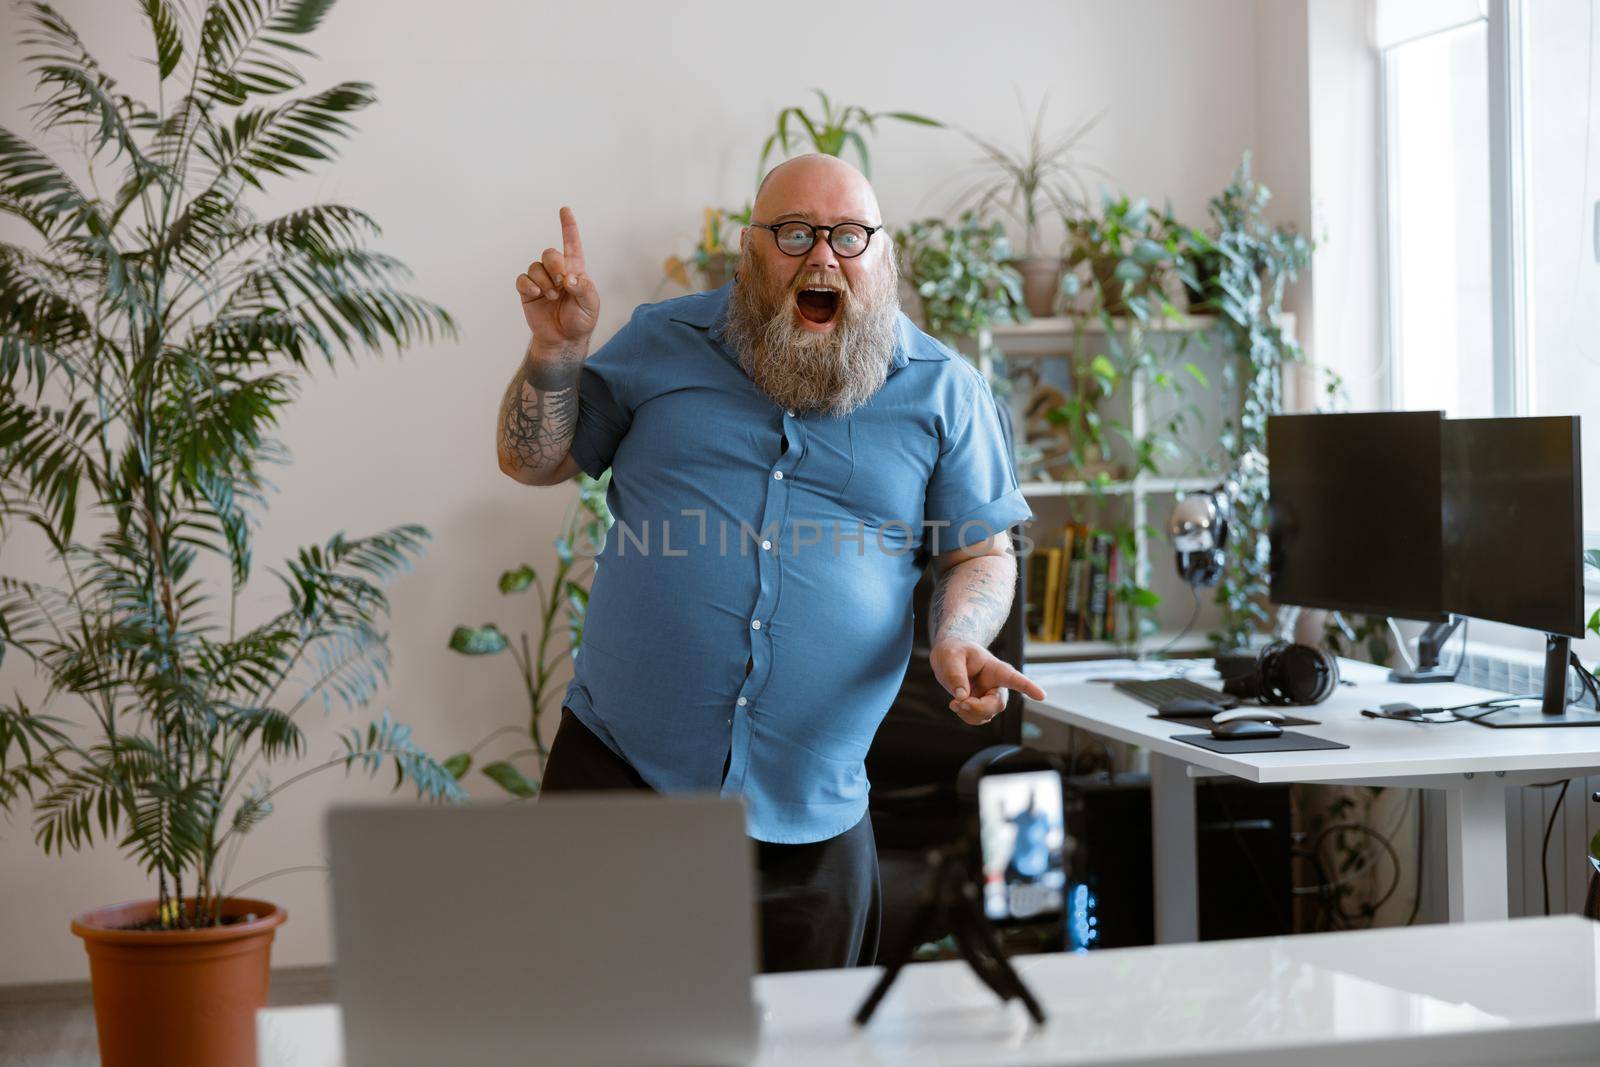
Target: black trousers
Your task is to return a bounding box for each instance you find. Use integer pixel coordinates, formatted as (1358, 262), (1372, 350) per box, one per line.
(543, 706), (881, 974)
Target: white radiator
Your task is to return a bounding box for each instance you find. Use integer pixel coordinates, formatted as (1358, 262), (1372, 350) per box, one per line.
(1415, 652), (1600, 919)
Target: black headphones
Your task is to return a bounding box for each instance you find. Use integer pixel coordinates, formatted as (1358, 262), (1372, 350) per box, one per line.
(1216, 641), (1340, 706)
(1169, 485), (1231, 588)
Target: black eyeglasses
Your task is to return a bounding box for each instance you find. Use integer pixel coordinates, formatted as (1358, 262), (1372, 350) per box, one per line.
(748, 219), (884, 259)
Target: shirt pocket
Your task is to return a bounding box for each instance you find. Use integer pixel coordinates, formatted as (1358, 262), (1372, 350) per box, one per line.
(835, 416), (935, 540)
(792, 416), (856, 502)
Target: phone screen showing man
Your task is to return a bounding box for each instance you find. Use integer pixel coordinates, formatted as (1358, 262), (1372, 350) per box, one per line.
(977, 768), (1067, 924)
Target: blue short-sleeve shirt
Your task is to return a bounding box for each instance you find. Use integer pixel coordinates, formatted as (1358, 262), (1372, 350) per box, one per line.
(562, 281), (1033, 843)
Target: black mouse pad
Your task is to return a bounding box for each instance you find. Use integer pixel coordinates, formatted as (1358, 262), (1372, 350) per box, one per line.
(1173, 730), (1349, 754)
(1151, 713), (1319, 727)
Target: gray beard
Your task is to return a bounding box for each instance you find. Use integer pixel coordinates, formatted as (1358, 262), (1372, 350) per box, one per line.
(722, 247), (902, 418)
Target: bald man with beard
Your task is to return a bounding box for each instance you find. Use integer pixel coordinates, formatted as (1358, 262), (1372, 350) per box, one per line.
(497, 154), (1045, 973)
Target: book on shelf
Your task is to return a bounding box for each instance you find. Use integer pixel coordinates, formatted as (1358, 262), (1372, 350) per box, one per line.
(1024, 544), (1052, 639)
(1065, 524), (1089, 642)
(1024, 523), (1131, 647)
(1049, 523), (1078, 641)
(1104, 541), (1119, 641)
(1027, 546), (1063, 642)
(1087, 532), (1111, 642)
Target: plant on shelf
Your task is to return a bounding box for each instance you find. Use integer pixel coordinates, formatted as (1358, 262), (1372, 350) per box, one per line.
(0, 2), (458, 1063)
(893, 212), (1027, 380)
(757, 88), (942, 180)
(1052, 191), (1205, 480)
(1186, 153), (1313, 651)
(1033, 191), (1212, 649)
(663, 203), (751, 291)
(947, 93), (1103, 317)
(1061, 192), (1185, 320)
(445, 472), (611, 797)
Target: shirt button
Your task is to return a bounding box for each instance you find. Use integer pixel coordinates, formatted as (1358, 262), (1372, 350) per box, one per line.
(785, 409), (796, 417)
(751, 619), (762, 630)
(773, 470), (784, 480)
(737, 697), (748, 706)
(761, 539), (772, 551)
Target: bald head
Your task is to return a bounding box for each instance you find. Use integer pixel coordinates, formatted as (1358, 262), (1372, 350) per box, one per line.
(752, 153), (882, 226)
(727, 153), (901, 417)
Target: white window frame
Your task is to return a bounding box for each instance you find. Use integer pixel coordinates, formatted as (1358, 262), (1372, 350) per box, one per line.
(1379, 0), (1599, 594)
(1378, 8), (1504, 413)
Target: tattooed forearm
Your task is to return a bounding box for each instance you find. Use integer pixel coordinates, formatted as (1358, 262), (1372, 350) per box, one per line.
(929, 551), (1016, 648)
(497, 339), (584, 481)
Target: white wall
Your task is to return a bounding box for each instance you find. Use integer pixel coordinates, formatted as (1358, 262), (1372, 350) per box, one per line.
(0, 0), (1293, 984)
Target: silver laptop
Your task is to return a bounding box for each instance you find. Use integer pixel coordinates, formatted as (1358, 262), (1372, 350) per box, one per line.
(326, 794), (762, 1067)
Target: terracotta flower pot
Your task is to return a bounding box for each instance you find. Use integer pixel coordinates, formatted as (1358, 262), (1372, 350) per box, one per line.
(72, 897), (287, 1067)
(701, 250), (737, 290)
(1016, 255), (1065, 317)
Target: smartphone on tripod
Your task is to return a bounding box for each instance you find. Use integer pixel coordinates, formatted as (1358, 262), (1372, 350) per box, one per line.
(974, 764), (1069, 926)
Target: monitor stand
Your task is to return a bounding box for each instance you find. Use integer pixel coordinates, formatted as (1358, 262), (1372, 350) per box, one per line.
(1472, 635), (1600, 728)
(1387, 616), (1463, 684)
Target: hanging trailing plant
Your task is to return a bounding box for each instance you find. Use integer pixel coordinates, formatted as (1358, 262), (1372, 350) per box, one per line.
(1183, 153), (1313, 651)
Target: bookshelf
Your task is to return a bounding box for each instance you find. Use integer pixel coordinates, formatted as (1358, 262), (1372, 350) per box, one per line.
(969, 314), (1288, 663)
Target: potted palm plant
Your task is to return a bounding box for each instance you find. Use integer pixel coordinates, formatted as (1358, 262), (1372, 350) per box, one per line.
(0, 3), (461, 1064)
(948, 93), (1104, 317)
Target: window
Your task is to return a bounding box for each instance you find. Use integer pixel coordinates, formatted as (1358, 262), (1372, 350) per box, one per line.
(1381, 12), (1494, 417)
(1381, 0), (1600, 571)
(1523, 0), (1600, 542)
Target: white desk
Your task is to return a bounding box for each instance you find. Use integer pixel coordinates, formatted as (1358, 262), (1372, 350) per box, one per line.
(1024, 657), (1600, 941)
(259, 916), (1600, 1066)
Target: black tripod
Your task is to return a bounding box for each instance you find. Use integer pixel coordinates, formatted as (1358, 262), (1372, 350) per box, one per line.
(853, 845), (1047, 1027)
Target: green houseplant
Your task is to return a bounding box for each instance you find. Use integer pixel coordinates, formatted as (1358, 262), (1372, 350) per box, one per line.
(1183, 154), (1313, 651)
(446, 472), (611, 796)
(1040, 191), (1210, 648)
(757, 88), (942, 180)
(663, 203), (751, 292)
(893, 211), (1028, 375)
(1061, 192), (1184, 319)
(0, 2), (459, 1063)
(948, 94), (1102, 316)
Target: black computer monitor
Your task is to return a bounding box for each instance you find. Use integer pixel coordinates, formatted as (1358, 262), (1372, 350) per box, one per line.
(1267, 411), (1446, 623)
(1441, 415), (1590, 727)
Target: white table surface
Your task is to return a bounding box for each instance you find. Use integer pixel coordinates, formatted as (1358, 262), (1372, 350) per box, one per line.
(1022, 656), (1600, 786)
(259, 915), (1600, 1067)
(1022, 656), (1600, 936)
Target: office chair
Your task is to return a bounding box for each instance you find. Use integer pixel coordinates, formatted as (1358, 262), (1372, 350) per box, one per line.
(865, 388), (1029, 956)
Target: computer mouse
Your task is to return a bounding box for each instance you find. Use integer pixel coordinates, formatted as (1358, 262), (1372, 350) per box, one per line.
(1212, 709), (1287, 726)
(1210, 710), (1285, 740)
(1210, 718), (1284, 739)
(1157, 697), (1230, 719)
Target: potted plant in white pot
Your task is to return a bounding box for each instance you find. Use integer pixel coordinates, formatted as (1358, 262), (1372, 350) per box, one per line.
(0, 2), (463, 1064)
(947, 92), (1104, 317)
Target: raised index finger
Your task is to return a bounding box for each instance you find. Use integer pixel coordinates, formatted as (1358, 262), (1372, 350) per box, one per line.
(559, 206), (586, 275)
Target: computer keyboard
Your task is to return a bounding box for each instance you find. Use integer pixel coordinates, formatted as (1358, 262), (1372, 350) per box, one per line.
(1112, 677), (1239, 710)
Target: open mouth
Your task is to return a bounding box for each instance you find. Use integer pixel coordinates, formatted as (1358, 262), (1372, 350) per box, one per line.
(795, 287), (841, 326)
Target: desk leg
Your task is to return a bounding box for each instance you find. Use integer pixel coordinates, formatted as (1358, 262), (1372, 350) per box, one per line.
(1444, 778), (1509, 923)
(1150, 752), (1200, 943)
